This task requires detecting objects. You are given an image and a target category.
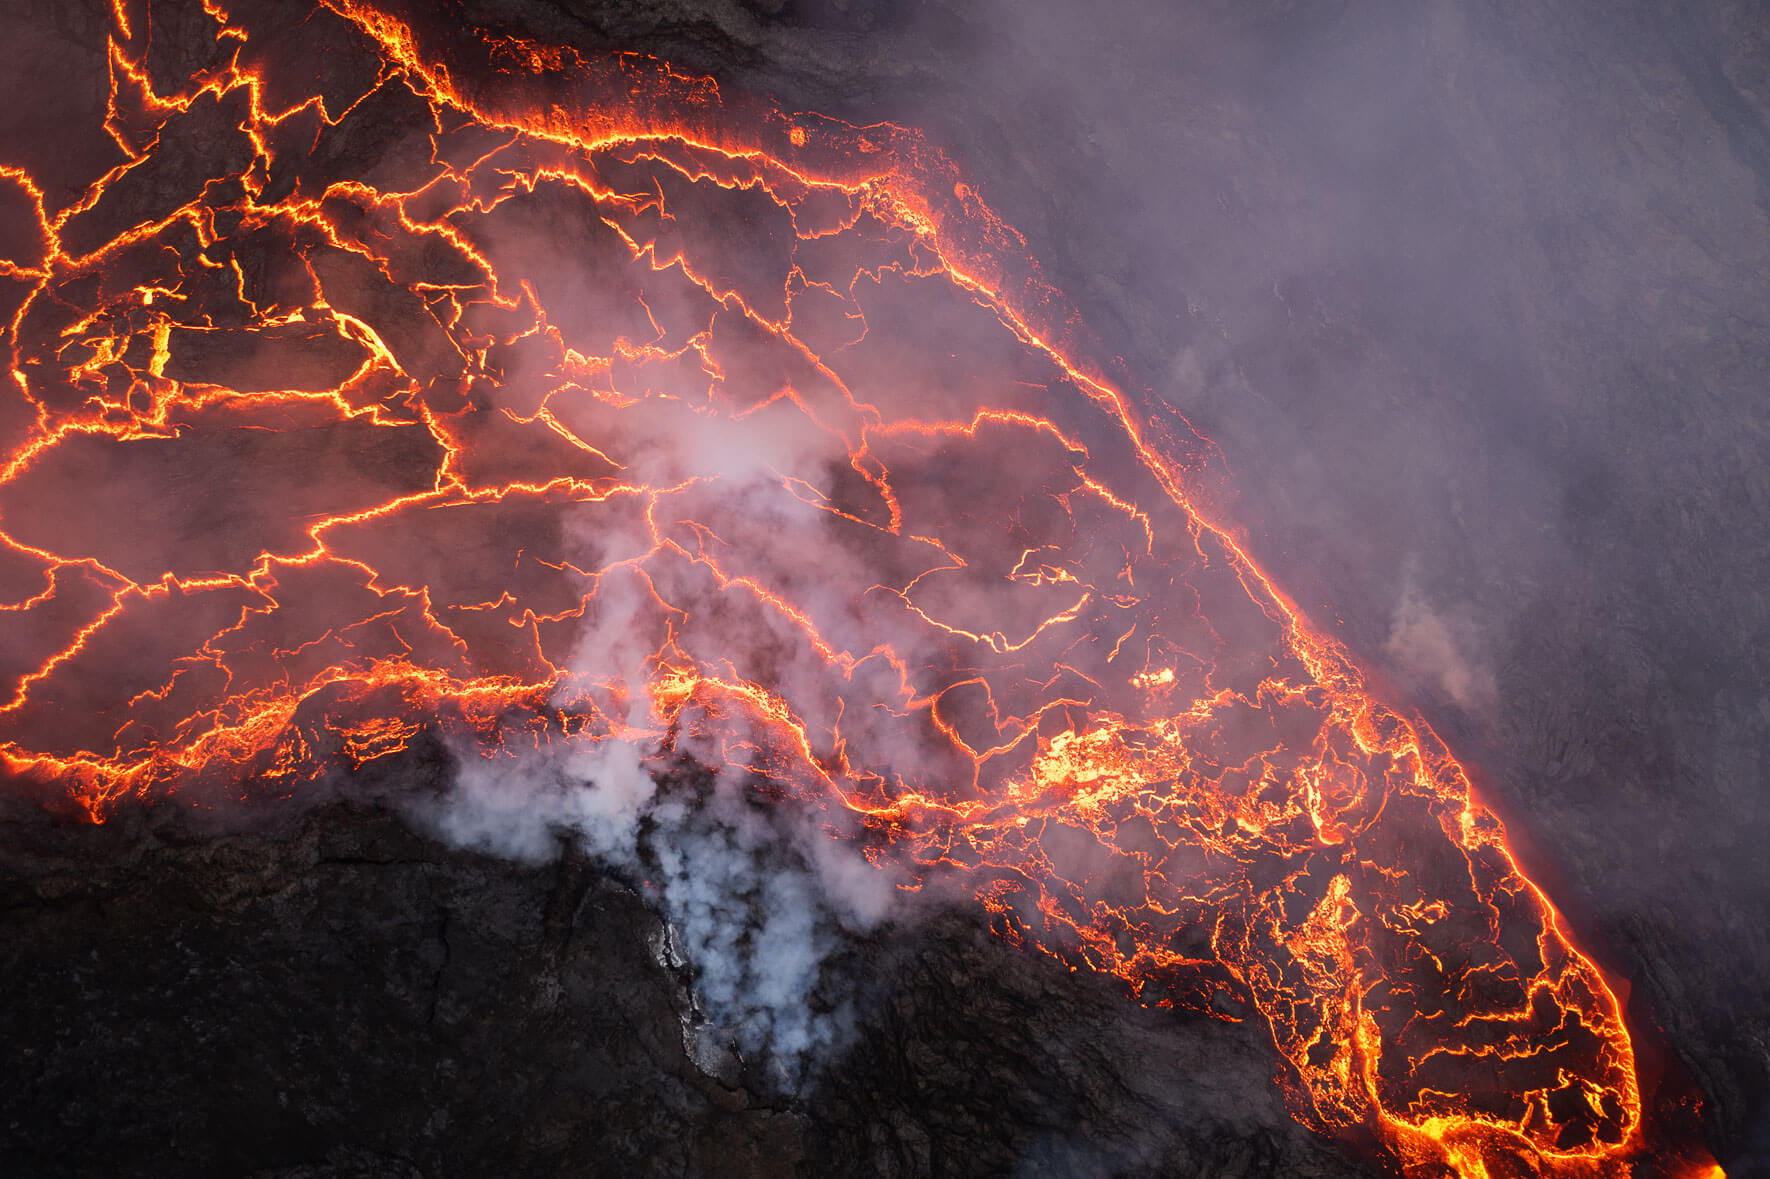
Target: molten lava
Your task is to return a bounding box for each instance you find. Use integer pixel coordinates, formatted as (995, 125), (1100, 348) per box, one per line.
(0, 1), (1718, 1175)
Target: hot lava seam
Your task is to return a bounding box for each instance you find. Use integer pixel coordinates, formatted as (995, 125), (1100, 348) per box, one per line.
(0, 1), (1694, 1175)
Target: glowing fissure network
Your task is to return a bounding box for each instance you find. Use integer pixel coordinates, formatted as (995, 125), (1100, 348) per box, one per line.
(0, 0), (1686, 1174)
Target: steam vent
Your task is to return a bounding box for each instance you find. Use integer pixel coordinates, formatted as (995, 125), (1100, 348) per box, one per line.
(1, 2), (1764, 1177)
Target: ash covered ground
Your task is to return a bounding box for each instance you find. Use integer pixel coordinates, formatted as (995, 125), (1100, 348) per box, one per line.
(3, 1), (1768, 1176)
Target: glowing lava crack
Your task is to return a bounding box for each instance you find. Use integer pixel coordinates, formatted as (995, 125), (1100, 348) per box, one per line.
(0, 1), (1711, 1176)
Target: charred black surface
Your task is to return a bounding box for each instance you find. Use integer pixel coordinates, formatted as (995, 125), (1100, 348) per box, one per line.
(0, 785), (1366, 1179)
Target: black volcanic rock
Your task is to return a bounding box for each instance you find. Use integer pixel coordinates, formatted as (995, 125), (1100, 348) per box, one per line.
(0, 791), (1368, 1179)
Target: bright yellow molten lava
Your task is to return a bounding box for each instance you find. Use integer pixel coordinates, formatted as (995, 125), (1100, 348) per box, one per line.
(0, 1), (1717, 1175)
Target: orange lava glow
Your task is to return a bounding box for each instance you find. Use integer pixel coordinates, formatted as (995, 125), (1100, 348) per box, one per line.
(0, 1), (1721, 1176)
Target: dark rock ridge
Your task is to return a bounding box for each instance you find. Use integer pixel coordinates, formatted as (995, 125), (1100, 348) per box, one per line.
(0, 779), (1368, 1179)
